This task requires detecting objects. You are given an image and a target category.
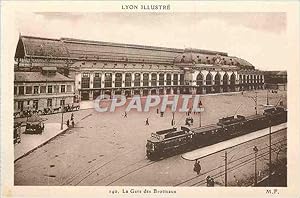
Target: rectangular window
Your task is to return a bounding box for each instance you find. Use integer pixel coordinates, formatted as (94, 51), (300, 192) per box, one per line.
(67, 85), (72, 92)
(14, 86), (17, 95)
(34, 86), (39, 94)
(47, 99), (52, 107)
(19, 86), (24, 95)
(54, 85), (59, 93)
(81, 77), (90, 88)
(173, 74), (178, 85)
(180, 74), (184, 85)
(48, 85), (53, 93)
(33, 100), (38, 110)
(17, 101), (23, 110)
(18, 86), (24, 95)
(60, 99), (65, 106)
(40, 86), (46, 93)
(94, 76), (101, 88)
(61, 85), (66, 93)
(26, 86), (32, 94)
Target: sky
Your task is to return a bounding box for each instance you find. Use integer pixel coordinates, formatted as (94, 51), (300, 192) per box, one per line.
(15, 12), (287, 71)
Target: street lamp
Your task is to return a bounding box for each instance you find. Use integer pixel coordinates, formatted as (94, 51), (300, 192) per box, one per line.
(223, 144), (259, 187)
(268, 121), (272, 186)
(61, 104), (65, 130)
(253, 146), (259, 186)
(245, 91), (258, 115)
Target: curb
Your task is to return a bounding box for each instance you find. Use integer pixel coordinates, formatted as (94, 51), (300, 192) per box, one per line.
(14, 113), (92, 162)
(14, 126), (70, 163)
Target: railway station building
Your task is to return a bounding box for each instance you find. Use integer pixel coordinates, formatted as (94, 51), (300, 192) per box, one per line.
(14, 35), (265, 102)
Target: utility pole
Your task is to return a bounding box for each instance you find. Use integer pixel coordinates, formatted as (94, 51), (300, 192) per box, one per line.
(254, 92), (257, 115)
(253, 146), (258, 186)
(199, 110), (201, 127)
(269, 124), (272, 186)
(267, 89), (269, 105)
(225, 151), (228, 187)
(61, 105), (64, 130)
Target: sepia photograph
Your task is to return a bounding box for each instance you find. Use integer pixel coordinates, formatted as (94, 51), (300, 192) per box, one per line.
(1, 1), (300, 198)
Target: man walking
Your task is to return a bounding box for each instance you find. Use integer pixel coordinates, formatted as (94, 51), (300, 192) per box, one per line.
(193, 160), (201, 175)
(145, 118), (149, 126)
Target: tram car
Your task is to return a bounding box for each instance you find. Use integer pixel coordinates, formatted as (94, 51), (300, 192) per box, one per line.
(146, 107), (287, 160)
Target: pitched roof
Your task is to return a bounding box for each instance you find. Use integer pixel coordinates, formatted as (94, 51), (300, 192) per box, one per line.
(14, 72), (74, 83)
(15, 35), (255, 67)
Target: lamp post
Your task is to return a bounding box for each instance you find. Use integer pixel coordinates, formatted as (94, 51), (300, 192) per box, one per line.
(267, 89), (269, 106)
(61, 104), (64, 130)
(224, 151), (228, 187)
(268, 123), (272, 186)
(253, 146), (258, 186)
(172, 112), (175, 126)
(244, 92), (258, 115)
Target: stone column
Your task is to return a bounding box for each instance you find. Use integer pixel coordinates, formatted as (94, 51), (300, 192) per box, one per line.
(164, 73), (167, 86)
(122, 73), (125, 88)
(89, 72), (93, 89)
(171, 73), (174, 86)
(101, 73), (105, 88)
(112, 73), (115, 88)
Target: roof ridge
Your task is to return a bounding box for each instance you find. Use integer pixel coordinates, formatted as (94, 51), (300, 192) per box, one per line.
(21, 35), (61, 41)
(60, 37), (184, 53)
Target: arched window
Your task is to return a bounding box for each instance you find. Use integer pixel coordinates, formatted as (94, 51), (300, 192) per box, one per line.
(159, 73), (164, 86)
(115, 73), (122, 87)
(125, 73), (132, 87)
(166, 74), (171, 85)
(143, 73), (149, 86)
(196, 73), (204, 86)
(173, 74), (178, 85)
(134, 73), (141, 87)
(151, 73), (157, 86)
(104, 73), (112, 88)
(223, 73), (229, 85)
(230, 73), (236, 85)
(214, 73), (221, 85)
(206, 73), (212, 85)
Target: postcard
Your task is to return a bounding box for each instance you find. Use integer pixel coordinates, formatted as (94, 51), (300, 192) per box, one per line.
(1, 1), (299, 198)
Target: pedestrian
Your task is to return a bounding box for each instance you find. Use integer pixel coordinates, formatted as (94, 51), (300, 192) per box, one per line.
(71, 120), (75, 128)
(233, 175), (240, 186)
(156, 108), (159, 114)
(191, 117), (194, 125)
(193, 160), (201, 175)
(66, 119), (70, 127)
(145, 118), (149, 126)
(71, 113), (74, 120)
(124, 111), (127, 118)
(206, 176), (214, 187)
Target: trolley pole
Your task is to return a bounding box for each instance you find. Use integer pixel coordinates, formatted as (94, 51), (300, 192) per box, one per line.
(225, 151), (228, 187)
(61, 105), (64, 130)
(253, 146), (258, 186)
(268, 125), (272, 186)
(255, 92), (257, 115)
(267, 90), (269, 106)
(199, 111), (201, 127)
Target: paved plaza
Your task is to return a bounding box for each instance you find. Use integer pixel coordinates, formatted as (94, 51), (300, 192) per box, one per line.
(14, 90), (287, 186)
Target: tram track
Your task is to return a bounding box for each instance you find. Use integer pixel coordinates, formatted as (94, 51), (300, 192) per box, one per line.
(175, 137), (287, 186)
